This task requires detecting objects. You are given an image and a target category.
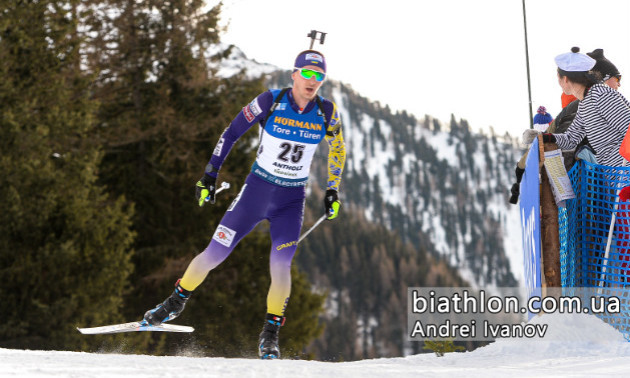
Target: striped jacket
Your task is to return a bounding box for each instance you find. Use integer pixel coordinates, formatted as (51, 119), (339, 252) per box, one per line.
(554, 83), (630, 167)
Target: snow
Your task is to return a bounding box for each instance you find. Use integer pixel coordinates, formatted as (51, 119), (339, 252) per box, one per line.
(4, 313), (630, 377)
(206, 44), (279, 79)
(212, 45), (525, 290)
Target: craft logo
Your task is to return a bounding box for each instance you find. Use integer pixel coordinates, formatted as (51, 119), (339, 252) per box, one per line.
(276, 241), (297, 251)
(213, 225), (236, 247)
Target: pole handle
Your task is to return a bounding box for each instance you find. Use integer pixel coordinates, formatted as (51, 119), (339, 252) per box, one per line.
(205, 181), (231, 202)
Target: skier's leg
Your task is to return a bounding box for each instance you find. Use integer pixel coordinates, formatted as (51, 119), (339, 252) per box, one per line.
(180, 178), (270, 290)
(145, 177), (268, 325)
(266, 196), (304, 316)
(259, 191), (304, 359)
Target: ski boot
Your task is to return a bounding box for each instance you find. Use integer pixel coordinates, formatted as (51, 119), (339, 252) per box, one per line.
(143, 279), (192, 326)
(258, 313), (285, 360)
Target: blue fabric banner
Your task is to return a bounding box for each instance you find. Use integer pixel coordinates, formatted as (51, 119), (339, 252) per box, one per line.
(520, 138), (542, 319)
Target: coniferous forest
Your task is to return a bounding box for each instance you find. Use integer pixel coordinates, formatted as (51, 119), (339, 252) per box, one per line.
(1, 0), (323, 357)
(1, 1), (520, 361)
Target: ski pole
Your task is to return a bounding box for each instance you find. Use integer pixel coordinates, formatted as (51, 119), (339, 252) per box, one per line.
(298, 214), (328, 244)
(599, 199), (619, 292)
(205, 181), (231, 202)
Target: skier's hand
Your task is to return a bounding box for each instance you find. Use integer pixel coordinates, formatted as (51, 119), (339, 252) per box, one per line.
(324, 189), (340, 220)
(196, 174), (217, 206)
(521, 129), (540, 146)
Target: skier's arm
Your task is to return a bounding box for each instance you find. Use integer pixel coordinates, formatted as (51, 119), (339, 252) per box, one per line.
(205, 91), (274, 177)
(324, 102), (346, 192)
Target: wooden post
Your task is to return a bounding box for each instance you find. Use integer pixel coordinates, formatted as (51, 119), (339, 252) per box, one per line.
(539, 138), (562, 287)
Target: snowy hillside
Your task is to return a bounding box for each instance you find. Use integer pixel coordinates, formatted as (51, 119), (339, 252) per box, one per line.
(327, 83), (523, 289)
(205, 45), (530, 359)
(4, 314), (630, 377)
(206, 43), (279, 79)
(214, 44), (524, 289)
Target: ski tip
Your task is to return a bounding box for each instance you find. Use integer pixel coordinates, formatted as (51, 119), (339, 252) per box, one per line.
(76, 326), (103, 335)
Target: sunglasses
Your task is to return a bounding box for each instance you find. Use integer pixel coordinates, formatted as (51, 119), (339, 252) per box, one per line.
(294, 67), (326, 82)
(604, 74), (622, 84)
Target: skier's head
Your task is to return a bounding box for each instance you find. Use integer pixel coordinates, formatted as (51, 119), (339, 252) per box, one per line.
(587, 48), (621, 90)
(294, 50), (326, 73)
(291, 50), (326, 104)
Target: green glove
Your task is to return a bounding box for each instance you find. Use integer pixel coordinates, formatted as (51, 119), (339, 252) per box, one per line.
(195, 174), (216, 206)
(324, 189), (341, 220)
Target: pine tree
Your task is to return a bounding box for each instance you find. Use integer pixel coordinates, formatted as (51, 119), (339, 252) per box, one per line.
(0, 0), (135, 349)
(79, 0), (326, 355)
(80, 0), (259, 311)
(422, 340), (465, 357)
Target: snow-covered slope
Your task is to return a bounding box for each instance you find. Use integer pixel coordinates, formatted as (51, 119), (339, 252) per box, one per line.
(207, 43), (279, 79)
(4, 314), (630, 377)
(215, 44), (525, 289)
(324, 82), (523, 288)
(208, 46), (533, 359)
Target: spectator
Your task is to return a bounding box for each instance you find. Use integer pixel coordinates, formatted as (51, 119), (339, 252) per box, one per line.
(522, 47), (630, 168)
(533, 106), (554, 132)
(510, 48), (628, 204)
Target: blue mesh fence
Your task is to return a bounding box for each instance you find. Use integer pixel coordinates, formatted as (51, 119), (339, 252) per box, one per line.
(559, 205), (577, 288)
(559, 160), (630, 340)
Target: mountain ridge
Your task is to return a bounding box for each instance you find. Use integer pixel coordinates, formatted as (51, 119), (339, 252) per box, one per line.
(216, 45), (525, 358)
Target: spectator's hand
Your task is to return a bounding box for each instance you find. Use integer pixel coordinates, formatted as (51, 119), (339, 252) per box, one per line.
(509, 183), (520, 205)
(195, 174), (217, 206)
(324, 190), (340, 220)
(521, 129), (541, 146)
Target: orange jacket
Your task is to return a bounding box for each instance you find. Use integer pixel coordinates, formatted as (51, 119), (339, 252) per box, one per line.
(561, 93), (577, 109)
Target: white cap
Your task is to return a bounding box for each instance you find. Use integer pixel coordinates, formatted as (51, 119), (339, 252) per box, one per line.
(555, 47), (596, 72)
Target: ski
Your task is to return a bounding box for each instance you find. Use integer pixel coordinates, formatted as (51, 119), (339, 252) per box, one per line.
(77, 321), (194, 335)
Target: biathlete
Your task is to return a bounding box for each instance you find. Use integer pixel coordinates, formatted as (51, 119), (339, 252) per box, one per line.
(143, 49), (346, 360)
